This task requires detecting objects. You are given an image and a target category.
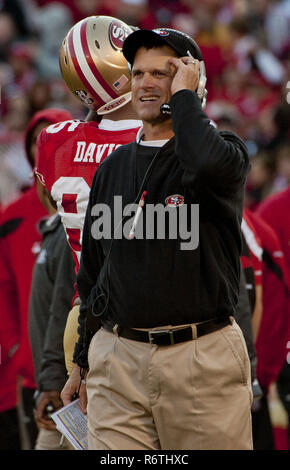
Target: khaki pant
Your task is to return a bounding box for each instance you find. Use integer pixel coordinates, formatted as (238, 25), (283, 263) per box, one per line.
(87, 319), (253, 450)
(35, 428), (74, 450)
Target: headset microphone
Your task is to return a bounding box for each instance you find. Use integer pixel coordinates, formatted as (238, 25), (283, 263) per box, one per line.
(160, 103), (171, 116)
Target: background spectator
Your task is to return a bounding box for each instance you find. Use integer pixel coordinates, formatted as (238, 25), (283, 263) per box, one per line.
(0, 0), (288, 208)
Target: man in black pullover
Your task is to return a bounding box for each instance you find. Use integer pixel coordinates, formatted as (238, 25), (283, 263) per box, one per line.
(62, 28), (253, 450)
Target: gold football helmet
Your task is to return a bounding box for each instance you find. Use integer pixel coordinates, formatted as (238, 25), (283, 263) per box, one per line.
(59, 16), (134, 115)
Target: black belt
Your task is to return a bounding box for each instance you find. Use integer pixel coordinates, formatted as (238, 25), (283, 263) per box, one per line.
(102, 317), (232, 346)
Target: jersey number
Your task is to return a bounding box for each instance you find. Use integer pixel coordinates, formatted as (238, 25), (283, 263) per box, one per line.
(51, 177), (90, 262)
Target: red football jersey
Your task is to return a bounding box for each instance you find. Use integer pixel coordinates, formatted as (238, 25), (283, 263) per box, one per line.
(35, 118), (141, 272)
(246, 209), (289, 389)
(256, 187), (290, 289)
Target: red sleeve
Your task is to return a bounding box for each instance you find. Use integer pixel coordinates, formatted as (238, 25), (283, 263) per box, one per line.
(34, 129), (50, 188)
(34, 120), (84, 192)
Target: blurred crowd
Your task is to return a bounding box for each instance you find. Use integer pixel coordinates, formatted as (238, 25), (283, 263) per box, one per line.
(0, 0), (289, 209)
(0, 0), (289, 451)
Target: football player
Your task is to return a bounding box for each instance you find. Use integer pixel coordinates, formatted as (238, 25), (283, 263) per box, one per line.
(34, 15), (142, 416)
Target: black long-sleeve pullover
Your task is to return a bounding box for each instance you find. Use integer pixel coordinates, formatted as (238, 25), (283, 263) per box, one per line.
(74, 90), (249, 367)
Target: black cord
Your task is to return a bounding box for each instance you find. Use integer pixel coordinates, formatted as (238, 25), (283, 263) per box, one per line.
(90, 144), (163, 319)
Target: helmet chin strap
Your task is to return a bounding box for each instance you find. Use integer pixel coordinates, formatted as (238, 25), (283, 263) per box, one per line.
(97, 92), (132, 115)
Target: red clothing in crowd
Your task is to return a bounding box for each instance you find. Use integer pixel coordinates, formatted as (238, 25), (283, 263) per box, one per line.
(0, 109), (72, 413)
(246, 209), (289, 391)
(257, 187), (290, 289)
(0, 187), (47, 406)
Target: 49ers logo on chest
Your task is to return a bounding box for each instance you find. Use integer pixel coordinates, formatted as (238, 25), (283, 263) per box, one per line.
(165, 194), (184, 207)
(109, 21), (131, 50)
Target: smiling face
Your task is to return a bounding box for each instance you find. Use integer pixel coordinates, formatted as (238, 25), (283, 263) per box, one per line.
(131, 45), (178, 127)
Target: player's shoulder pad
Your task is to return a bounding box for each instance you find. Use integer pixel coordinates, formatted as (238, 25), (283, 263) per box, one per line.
(38, 119), (91, 150)
(44, 119), (86, 135)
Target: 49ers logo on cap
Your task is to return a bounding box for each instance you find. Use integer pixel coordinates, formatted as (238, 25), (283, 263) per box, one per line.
(109, 21), (131, 50)
(154, 29), (170, 36)
(165, 194), (184, 207)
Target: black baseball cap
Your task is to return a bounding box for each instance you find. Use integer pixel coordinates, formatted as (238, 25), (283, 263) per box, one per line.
(122, 28), (203, 67)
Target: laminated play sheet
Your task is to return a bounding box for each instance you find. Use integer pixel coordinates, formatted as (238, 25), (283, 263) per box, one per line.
(51, 398), (88, 450)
